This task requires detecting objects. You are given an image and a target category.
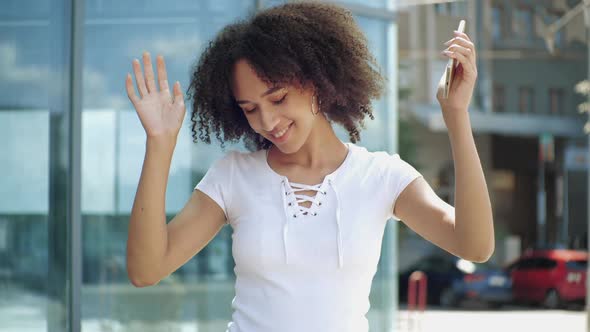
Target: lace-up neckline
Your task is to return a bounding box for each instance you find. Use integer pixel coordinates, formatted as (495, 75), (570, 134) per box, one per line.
(283, 182), (326, 217)
(263, 143), (353, 269)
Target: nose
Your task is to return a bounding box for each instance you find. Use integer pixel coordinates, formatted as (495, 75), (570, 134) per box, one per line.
(259, 107), (280, 132)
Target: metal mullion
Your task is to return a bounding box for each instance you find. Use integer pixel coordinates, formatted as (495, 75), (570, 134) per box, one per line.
(68, 0), (84, 331)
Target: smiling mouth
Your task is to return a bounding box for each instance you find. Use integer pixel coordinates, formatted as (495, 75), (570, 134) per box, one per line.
(271, 123), (292, 139)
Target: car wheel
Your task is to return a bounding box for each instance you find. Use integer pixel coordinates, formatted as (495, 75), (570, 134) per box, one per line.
(439, 287), (457, 308)
(543, 289), (562, 310)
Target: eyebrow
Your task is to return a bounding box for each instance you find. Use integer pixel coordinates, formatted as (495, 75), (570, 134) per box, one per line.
(236, 86), (283, 105)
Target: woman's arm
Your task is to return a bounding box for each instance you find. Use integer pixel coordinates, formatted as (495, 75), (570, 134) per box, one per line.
(393, 112), (494, 262)
(125, 52), (186, 286)
(126, 137), (175, 287)
(393, 122), (494, 263)
(447, 110), (494, 261)
(125, 53), (227, 287)
(393, 28), (494, 263)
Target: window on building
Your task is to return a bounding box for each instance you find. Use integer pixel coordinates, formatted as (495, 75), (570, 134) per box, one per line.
(547, 9), (565, 49)
(434, 3), (449, 15)
(519, 86), (535, 113)
(491, 5), (505, 41)
(549, 88), (565, 114)
(493, 84), (506, 113)
(449, 2), (467, 16)
(513, 6), (534, 40)
(435, 2), (466, 16)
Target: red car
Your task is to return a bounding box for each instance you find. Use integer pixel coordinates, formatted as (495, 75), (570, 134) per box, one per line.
(508, 249), (587, 309)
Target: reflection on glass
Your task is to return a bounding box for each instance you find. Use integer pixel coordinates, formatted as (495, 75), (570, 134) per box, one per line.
(81, 2), (255, 331)
(0, 0), (70, 330)
(338, 0), (389, 9)
(1, 1), (400, 331)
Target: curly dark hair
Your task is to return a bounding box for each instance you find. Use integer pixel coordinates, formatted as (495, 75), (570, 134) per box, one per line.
(185, 1), (386, 151)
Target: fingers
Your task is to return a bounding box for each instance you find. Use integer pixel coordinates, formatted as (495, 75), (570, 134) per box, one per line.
(442, 33), (477, 75)
(442, 49), (477, 81)
(132, 58), (148, 98)
(446, 44), (476, 70)
(156, 55), (171, 93)
(143, 52), (157, 94)
(443, 36), (475, 57)
(173, 81), (185, 108)
(126, 72), (140, 105)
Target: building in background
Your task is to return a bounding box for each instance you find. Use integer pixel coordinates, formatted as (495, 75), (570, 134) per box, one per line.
(396, 0), (588, 269)
(0, 0), (404, 331)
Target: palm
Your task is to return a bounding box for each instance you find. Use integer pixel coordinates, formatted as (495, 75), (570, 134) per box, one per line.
(126, 52), (186, 139)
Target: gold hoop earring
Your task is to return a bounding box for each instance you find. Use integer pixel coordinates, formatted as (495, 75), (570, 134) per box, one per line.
(311, 94), (319, 116)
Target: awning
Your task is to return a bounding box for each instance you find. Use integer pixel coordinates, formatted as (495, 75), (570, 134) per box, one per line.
(409, 103), (587, 138)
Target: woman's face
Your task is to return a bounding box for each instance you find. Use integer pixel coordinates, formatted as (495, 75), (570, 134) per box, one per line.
(231, 59), (318, 153)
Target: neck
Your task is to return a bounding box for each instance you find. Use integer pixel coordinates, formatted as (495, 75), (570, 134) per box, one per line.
(270, 114), (348, 170)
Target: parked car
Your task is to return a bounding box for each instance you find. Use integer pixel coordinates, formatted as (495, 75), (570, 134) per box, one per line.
(398, 254), (511, 308)
(449, 260), (512, 308)
(508, 249), (587, 309)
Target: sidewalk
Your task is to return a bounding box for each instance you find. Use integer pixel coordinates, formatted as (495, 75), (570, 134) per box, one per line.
(396, 307), (585, 332)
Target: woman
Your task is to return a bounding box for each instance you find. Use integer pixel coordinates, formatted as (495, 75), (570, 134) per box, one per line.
(125, 2), (494, 331)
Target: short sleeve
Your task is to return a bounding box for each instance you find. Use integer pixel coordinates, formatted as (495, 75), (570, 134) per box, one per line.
(194, 151), (235, 225)
(383, 153), (423, 221)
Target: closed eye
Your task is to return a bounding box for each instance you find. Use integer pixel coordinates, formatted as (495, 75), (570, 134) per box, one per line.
(272, 94), (287, 105)
(243, 94), (286, 114)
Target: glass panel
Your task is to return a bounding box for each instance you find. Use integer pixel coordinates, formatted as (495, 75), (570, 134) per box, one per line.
(518, 87), (534, 114)
(338, 0), (389, 9)
(513, 6), (533, 40)
(491, 6), (503, 41)
(262, 0), (288, 8)
(549, 88), (566, 115)
(0, 1), (71, 331)
(80, 1), (256, 332)
(493, 84), (505, 113)
(350, 15), (398, 332)
(79, 3), (398, 332)
(339, 15), (390, 152)
(547, 11), (565, 48)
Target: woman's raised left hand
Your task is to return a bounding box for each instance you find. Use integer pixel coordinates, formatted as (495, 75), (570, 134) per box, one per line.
(436, 30), (478, 124)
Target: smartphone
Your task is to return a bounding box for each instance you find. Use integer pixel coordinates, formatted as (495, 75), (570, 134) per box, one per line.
(442, 20), (466, 99)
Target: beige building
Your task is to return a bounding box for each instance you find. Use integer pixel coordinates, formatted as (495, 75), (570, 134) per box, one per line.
(396, 0), (588, 267)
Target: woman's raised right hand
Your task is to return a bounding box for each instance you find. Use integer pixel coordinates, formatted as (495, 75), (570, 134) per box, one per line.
(126, 52), (186, 140)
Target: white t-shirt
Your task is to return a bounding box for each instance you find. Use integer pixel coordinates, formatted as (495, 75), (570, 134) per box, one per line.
(194, 142), (422, 332)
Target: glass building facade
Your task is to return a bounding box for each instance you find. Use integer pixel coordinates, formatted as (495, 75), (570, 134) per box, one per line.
(0, 0), (401, 331)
